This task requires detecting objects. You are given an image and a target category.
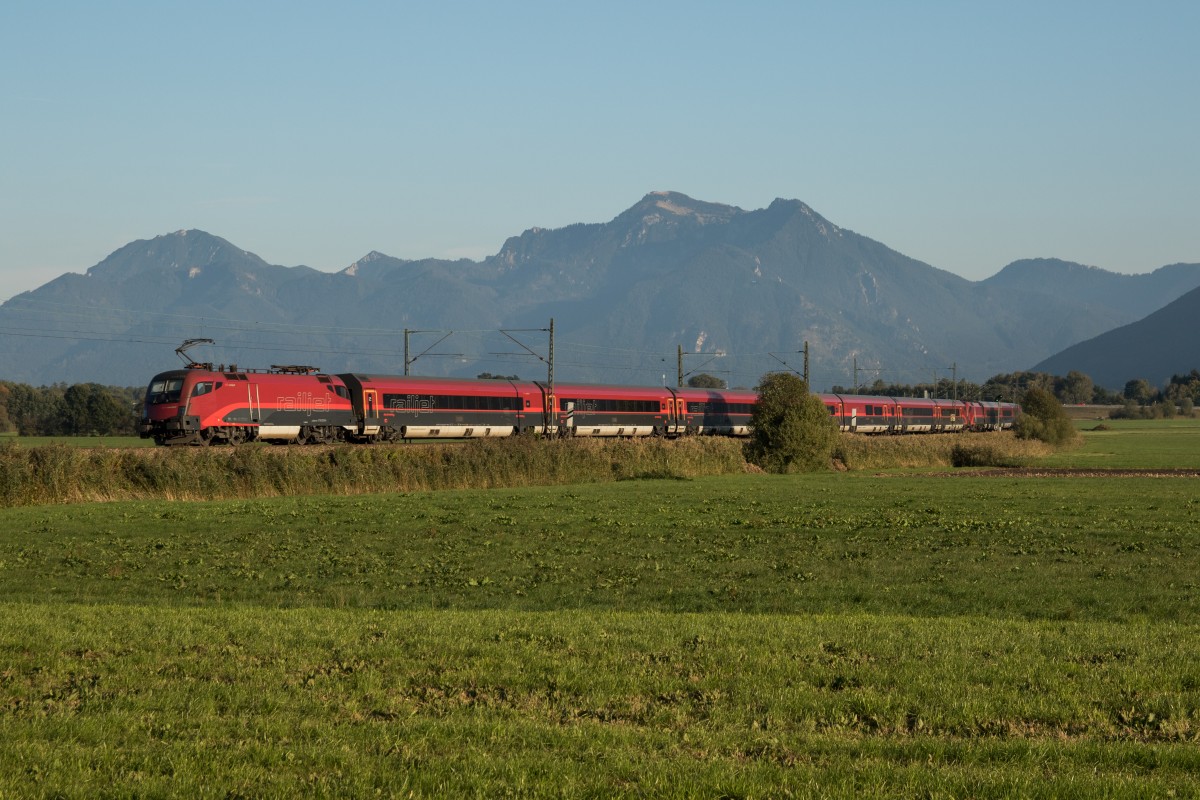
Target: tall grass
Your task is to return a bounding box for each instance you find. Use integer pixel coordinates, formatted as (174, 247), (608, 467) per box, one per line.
(0, 437), (748, 508)
(833, 431), (1051, 470)
(0, 432), (1063, 508)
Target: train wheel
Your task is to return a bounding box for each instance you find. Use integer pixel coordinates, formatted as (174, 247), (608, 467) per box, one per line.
(226, 427), (246, 446)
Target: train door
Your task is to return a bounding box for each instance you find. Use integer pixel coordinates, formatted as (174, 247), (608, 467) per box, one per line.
(363, 388), (380, 435)
(663, 388), (681, 435)
(532, 382), (556, 435)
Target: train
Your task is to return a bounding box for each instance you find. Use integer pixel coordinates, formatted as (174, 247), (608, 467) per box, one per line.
(138, 363), (1018, 446)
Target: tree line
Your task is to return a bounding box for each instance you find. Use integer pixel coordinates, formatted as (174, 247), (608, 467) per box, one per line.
(0, 382), (142, 436)
(830, 368), (1200, 416)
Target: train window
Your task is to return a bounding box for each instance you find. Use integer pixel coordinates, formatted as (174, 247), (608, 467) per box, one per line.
(192, 382), (214, 398)
(147, 378), (184, 404)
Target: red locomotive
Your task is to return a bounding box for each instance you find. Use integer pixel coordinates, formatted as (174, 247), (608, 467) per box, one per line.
(140, 364), (1018, 446)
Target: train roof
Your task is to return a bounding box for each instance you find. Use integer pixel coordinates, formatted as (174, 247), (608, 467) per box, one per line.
(340, 374), (524, 389)
(555, 382), (676, 397)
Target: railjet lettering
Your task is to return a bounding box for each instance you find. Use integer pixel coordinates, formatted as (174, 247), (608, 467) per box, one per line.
(386, 395), (435, 410)
(275, 393), (330, 414)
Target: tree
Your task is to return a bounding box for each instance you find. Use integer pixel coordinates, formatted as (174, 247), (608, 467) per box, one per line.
(63, 383), (136, 435)
(687, 373), (726, 389)
(1056, 371), (1094, 405)
(0, 383), (12, 432)
(1124, 379), (1153, 405)
(1014, 386), (1077, 446)
(0, 381), (137, 436)
(744, 372), (839, 473)
(5, 383), (65, 436)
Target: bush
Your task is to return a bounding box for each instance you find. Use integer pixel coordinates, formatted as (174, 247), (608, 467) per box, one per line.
(1014, 387), (1078, 446)
(743, 373), (838, 473)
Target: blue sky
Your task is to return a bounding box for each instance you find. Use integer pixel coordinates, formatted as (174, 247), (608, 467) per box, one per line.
(2, 1), (1197, 301)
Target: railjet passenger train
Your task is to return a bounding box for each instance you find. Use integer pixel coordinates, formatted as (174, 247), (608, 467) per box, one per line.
(139, 363), (1018, 446)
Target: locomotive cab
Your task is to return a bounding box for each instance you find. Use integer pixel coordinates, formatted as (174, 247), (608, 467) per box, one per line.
(140, 369), (210, 444)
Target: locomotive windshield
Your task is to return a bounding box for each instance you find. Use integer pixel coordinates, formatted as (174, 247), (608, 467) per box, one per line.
(146, 377), (184, 404)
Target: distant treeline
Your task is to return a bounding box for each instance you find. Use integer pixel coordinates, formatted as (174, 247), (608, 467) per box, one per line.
(832, 369), (1200, 414)
(0, 382), (141, 436)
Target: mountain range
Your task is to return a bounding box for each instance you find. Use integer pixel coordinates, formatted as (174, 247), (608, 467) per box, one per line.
(1, 191), (1197, 390)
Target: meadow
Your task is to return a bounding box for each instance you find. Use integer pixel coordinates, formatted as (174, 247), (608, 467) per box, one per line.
(1, 423), (1199, 797)
(1042, 417), (1200, 469)
(0, 432), (150, 448)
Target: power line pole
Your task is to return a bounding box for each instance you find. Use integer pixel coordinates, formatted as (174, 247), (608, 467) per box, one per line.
(548, 317), (555, 396)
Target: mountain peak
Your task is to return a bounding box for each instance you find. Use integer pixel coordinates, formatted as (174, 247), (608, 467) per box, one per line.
(993, 257), (1108, 278)
(627, 191), (742, 225)
(341, 250), (410, 278)
(79, 229), (266, 284)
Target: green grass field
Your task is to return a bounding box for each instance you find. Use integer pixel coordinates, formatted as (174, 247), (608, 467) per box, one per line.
(1, 423), (1199, 797)
(1043, 417), (1200, 469)
(0, 432), (151, 448)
